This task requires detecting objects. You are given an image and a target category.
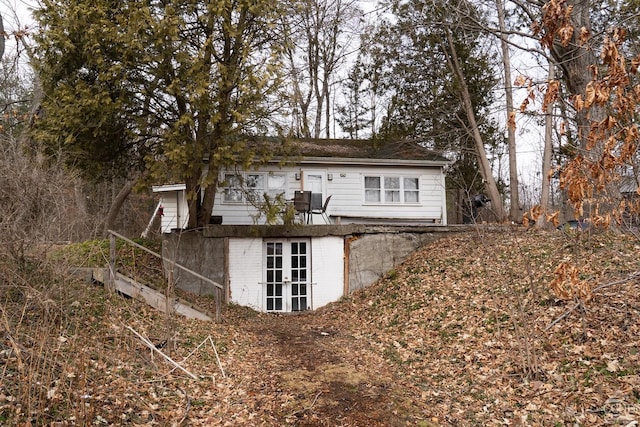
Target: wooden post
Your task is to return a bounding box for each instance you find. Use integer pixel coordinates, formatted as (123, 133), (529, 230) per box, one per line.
(108, 233), (116, 292)
(223, 237), (230, 303)
(215, 287), (222, 323)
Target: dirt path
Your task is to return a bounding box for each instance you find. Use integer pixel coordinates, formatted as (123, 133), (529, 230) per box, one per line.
(236, 312), (434, 426)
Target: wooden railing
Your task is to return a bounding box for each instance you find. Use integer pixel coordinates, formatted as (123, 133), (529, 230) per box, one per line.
(107, 229), (223, 322)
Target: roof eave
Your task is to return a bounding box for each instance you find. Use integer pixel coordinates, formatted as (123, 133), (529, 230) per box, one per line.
(269, 156), (450, 167)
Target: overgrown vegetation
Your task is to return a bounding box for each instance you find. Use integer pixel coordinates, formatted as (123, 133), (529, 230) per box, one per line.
(1, 229), (638, 425)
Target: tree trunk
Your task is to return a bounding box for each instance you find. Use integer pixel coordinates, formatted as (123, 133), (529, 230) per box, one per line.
(496, 0), (521, 222)
(197, 167), (220, 228)
(538, 62), (555, 227)
(546, 0), (605, 152)
(186, 175), (201, 230)
(445, 30), (507, 222)
(0, 14), (4, 60)
(103, 179), (136, 235)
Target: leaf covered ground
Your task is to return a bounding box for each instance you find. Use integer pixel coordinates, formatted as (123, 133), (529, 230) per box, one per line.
(1, 228), (639, 426)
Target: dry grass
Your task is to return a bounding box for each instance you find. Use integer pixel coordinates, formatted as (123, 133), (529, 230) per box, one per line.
(0, 228), (639, 426)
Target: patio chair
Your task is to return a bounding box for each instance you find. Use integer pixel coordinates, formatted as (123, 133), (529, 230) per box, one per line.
(293, 191), (311, 223)
(309, 195), (332, 224)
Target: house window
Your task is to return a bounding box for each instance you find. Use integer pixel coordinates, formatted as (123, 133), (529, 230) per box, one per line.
(223, 174), (243, 203)
(364, 176), (381, 202)
(223, 172), (287, 203)
(246, 174), (265, 202)
(384, 177), (401, 203)
(363, 175), (420, 204)
(267, 173), (287, 198)
(404, 177), (419, 202)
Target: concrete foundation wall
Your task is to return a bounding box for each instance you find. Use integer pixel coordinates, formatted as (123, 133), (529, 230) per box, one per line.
(161, 225), (472, 308)
(347, 232), (449, 292)
(162, 232), (226, 296)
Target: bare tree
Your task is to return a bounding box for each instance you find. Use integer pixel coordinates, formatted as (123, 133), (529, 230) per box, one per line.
(283, 0), (362, 138)
(496, 0), (521, 222)
(444, 28), (507, 222)
(537, 61), (556, 226)
(0, 13), (4, 60)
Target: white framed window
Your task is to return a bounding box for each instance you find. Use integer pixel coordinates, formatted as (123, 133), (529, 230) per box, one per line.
(223, 173), (244, 203)
(246, 174), (265, 202)
(267, 173), (287, 198)
(363, 175), (420, 204)
(223, 172), (287, 203)
(364, 176), (381, 202)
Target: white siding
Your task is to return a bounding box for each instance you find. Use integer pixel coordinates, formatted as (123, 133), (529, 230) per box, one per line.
(212, 165), (304, 225)
(227, 236), (344, 312)
(157, 190), (189, 233)
(310, 236), (344, 310)
(211, 164), (446, 225)
(228, 238), (264, 310)
(323, 165), (446, 224)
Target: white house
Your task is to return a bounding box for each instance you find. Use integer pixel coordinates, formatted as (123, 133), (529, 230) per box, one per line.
(153, 139), (450, 314)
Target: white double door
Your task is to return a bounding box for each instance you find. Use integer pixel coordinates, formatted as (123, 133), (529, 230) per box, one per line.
(264, 239), (310, 312)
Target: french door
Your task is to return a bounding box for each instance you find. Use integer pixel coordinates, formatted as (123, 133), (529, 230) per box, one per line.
(264, 239), (310, 312)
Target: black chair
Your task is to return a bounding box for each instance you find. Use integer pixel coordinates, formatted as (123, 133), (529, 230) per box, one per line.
(293, 191), (311, 223)
(309, 195), (332, 224)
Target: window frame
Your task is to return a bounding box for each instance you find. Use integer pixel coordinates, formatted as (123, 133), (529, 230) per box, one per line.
(222, 172), (287, 204)
(362, 174), (421, 205)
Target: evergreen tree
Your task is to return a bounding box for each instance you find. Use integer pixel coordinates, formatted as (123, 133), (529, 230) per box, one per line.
(32, 0), (286, 229)
(359, 0), (505, 218)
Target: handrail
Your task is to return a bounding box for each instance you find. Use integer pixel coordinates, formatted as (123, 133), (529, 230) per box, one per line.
(108, 229), (224, 290)
(107, 229), (223, 322)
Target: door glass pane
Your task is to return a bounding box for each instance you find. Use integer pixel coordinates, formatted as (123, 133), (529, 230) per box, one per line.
(265, 242), (284, 312)
(290, 241), (309, 312)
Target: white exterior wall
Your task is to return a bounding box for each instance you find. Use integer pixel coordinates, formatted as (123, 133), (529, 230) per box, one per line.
(211, 163), (447, 225)
(321, 165), (446, 224)
(228, 238), (264, 310)
(310, 236), (344, 309)
(227, 236), (345, 312)
(212, 165), (304, 225)
(153, 186), (189, 233)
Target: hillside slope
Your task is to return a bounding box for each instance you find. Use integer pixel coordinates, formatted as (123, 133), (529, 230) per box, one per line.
(1, 229), (639, 426)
